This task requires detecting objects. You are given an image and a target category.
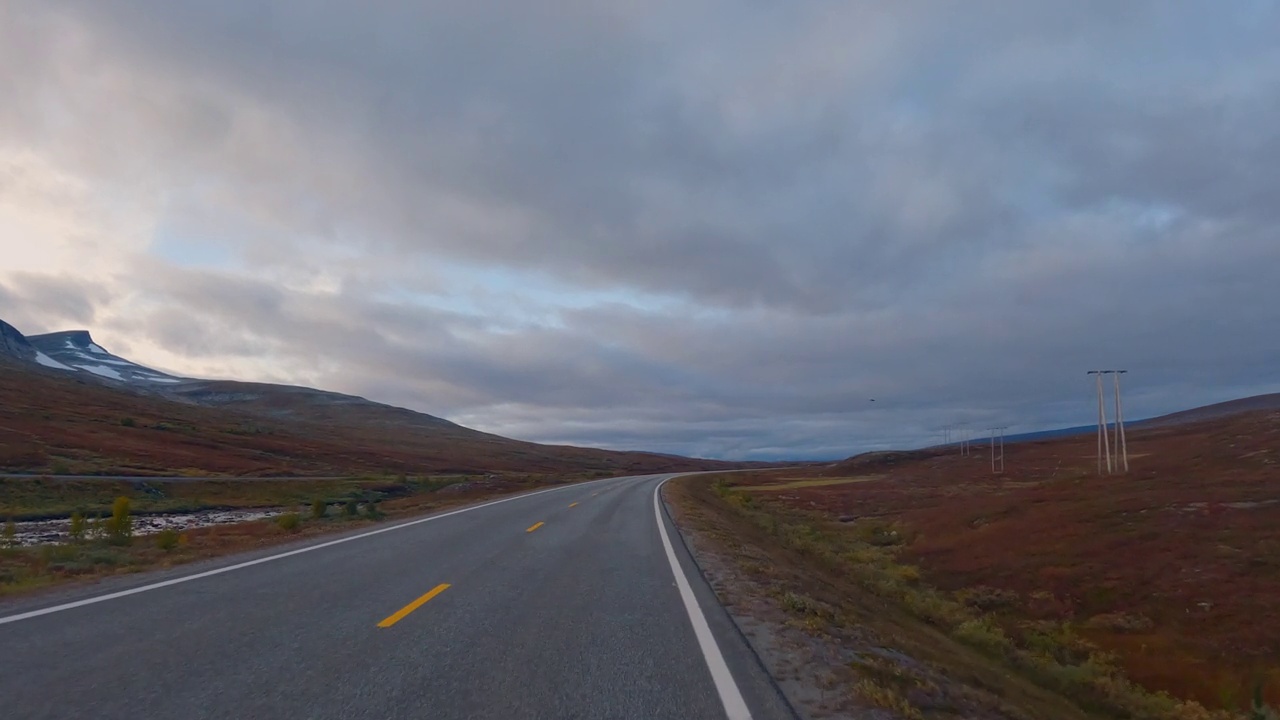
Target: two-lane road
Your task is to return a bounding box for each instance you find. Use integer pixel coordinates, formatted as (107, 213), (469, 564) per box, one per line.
(0, 474), (797, 719)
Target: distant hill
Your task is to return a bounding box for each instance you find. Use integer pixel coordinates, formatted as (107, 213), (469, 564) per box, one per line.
(1133, 394), (1280, 429)
(927, 395), (1280, 451)
(846, 392), (1280, 468)
(0, 318), (740, 476)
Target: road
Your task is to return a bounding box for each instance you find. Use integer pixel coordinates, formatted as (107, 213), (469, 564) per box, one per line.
(0, 473), (797, 720)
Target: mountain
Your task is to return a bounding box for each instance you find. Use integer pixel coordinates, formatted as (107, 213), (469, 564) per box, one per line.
(0, 319), (36, 362)
(19, 327), (466, 430)
(0, 319), (740, 476)
(27, 330), (185, 385)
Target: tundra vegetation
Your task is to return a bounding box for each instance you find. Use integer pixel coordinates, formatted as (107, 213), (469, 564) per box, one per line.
(0, 472), (582, 596)
(666, 409), (1279, 719)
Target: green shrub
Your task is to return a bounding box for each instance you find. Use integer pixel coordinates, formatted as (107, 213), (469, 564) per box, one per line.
(276, 513), (301, 532)
(344, 498), (359, 518)
(68, 511), (86, 543)
(780, 590), (823, 617)
(87, 513), (105, 541)
(854, 679), (924, 720)
(853, 519), (914, 547)
(120, 417), (137, 427)
(364, 501), (384, 520)
(2, 517), (15, 548)
(154, 529), (180, 551)
(311, 498), (327, 519)
(105, 496), (133, 546)
(953, 616), (1013, 656)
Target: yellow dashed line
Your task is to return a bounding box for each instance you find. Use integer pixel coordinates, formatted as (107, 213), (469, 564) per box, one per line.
(377, 583), (451, 628)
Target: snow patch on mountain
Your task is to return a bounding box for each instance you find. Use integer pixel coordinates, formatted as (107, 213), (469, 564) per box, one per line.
(27, 330), (188, 387)
(35, 351), (73, 371)
(73, 363), (125, 381)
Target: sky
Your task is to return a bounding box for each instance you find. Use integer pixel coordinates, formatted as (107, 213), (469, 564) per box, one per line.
(2, 1), (1279, 460)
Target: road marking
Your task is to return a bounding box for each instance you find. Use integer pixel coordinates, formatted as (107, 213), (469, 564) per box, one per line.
(0, 474), (640, 626)
(653, 477), (753, 720)
(569, 502), (579, 508)
(378, 584), (450, 628)
(526, 521), (545, 533)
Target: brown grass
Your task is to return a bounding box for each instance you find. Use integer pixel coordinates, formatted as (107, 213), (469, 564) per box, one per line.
(710, 409), (1280, 713)
(0, 474), (568, 598)
(0, 360), (740, 476)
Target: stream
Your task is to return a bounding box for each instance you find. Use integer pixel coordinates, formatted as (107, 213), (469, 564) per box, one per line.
(9, 507), (293, 547)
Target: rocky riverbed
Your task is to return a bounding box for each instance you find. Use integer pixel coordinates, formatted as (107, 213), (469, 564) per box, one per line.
(9, 508), (292, 547)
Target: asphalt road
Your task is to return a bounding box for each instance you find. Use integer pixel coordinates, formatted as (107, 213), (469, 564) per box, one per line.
(0, 473), (797, 720)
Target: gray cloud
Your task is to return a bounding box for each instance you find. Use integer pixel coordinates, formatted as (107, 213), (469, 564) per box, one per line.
(2, 1), (1279, 459)
(0, 273), (107, 332)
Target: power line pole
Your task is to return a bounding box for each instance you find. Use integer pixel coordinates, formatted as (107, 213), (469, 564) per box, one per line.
(1088, 370), (1130, 475)
(1113, 370), (1129, 473)
(1088, 370), (1112, 474)
(989, 426), (1007, 474)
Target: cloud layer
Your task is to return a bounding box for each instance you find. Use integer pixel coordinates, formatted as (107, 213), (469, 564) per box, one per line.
(2, 1), (1279, 459)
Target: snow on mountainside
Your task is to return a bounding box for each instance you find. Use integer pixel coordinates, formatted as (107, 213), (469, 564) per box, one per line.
(26, 330), (187, 386)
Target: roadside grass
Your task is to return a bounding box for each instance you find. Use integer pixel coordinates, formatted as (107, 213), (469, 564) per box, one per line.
(734, 475), (883, 491)
(0, 473), (589, 598)
(0, 474), (492, 521)
(671, 474), (1245, 719)
(712, 413), (1280, 713)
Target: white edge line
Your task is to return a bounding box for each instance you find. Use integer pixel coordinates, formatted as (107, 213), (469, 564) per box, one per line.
(654, 476), (753, 720)
(0, 474), (631, 626)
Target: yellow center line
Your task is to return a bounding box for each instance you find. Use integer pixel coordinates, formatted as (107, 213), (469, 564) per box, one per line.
(526, 521), (545, 533)
(377, 583), (451, 628)
(569, 502), (579, 508)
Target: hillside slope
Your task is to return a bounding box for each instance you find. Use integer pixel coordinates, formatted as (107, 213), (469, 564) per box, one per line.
(0, 356), (734, 476)
(0, 318), (737, 476)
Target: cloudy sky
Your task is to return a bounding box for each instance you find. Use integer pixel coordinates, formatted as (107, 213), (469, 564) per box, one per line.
(2, 1), (1278, 460)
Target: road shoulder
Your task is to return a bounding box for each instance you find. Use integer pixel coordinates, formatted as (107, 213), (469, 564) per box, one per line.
(662, 474), (1095, 720)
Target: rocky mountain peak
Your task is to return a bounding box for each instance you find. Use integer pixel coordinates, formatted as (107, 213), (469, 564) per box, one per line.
(32, 329), (96, 349)
(0, 318), (35, 360)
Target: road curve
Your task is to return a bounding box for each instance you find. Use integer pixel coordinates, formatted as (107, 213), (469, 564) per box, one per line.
(0, 473), (797, 720)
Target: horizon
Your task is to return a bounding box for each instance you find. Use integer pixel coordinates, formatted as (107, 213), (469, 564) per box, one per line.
(8, 316), (1274, 463)
(3, 3), (1280, 460)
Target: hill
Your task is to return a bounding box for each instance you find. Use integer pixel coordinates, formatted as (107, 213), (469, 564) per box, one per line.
(0, 319), (737, 476)
(697, 404), (1280, 714)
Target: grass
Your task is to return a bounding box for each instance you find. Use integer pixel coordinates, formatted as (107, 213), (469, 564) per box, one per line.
(275, 513), (301, 532)
(734, 475), (882, 491)
(0, 472), (599, 598)
(671, 474), (1246, 719)
(0, 475), (489, 521)
(855, 677), (925, 720)
(0, 357), (740, 477)
(706, 410), (1280, 713)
